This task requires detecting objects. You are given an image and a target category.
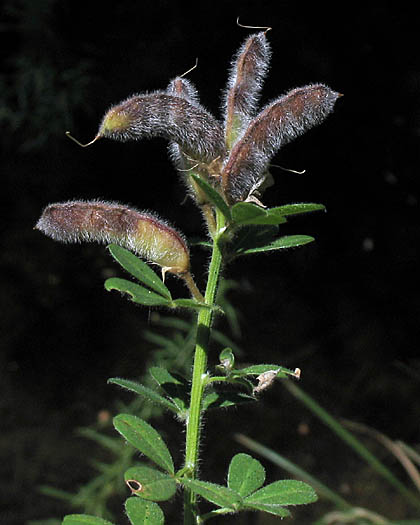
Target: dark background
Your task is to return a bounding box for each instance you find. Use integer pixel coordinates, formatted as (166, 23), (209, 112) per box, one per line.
(2, 2), (419, 524)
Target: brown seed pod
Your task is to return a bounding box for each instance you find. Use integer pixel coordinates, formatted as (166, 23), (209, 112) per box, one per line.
(97, 91), (225, 163)
(35, 200), (190, 275)
(223, 31), (271, 149)
(222, 84), (341, 204)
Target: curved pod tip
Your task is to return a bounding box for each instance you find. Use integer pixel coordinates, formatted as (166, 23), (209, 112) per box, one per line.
(65, 131), (101, 147)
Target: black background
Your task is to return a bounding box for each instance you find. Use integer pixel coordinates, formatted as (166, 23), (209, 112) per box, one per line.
(2, 2), (419, 523)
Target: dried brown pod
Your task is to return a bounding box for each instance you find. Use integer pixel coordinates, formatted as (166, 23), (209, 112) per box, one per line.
(35, 200), (190, 275)
(223, 31), (271, 149)
(222, 84), (341, 204)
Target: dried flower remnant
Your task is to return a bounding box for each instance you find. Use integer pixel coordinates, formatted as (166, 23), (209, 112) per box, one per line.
(222, 84), (341, 204)
(35, 200), (190, 276)
(223, 31), (271, 150)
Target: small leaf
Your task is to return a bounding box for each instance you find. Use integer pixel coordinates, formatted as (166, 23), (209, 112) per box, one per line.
(181, 479), (242, 510)
(228, 454), (265, 497)
(189, 173), (232, 221)
(108, 378), (177, 413)
(218, 348), (235, 371)
(244, 480), (317, 506)
(230, 203), (288, 226)
(234, 364), (298, 380)
(125, 497), (164, 525)
(242, 502), (291, 517)
(125, 466), (176, 501)
(238, 235), (315, 255)
(149, 367), (189, 413)
(203, 391), (255, 410)
(62, 516), (115, 525)
(172, 298), (216, 311)
(231, 202), (266, 224)
(113, 414), (174, 474)
(269, 203), (325, 217)
(228, 225), (279, 257)
(108, 244), (172, 299)
(105, 278), (171, 306)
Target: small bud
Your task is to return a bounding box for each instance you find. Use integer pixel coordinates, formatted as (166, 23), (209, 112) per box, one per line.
(97, 91), (225, 163)
(35, 200), (190, 275)
(222, 84), (341, 203)
(223, 32), (271, 149)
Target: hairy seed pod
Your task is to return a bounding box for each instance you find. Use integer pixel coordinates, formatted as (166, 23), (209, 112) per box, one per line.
(97, 91), (225, 163)
(35, 200), (190, 275)
(223, 31), (271, 150)
(166, 77), (213, 205)
(222, 84), (341, 204)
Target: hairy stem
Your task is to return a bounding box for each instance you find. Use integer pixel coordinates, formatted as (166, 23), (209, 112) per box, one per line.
(183, 208), (226, 524)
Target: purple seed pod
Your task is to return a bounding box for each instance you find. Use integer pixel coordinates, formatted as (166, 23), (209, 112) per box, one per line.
(98, 91), (225, 163)
(222, 84), (341, 204)
(223, 32), (271, 149)
(35, 200), (190, 275)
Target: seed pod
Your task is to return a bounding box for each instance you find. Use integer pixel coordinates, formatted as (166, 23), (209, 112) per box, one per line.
(35, 200), (190, 275)
(166, 77), (214, 206)
(222, 84), (341, 204)
(97, 91), (225, 163)
(223, 31), (271, 149)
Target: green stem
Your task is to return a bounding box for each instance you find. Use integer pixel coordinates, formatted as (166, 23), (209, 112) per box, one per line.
(183, 208), (226, 525)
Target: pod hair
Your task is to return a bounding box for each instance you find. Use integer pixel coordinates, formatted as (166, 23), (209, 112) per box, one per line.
(35, 200), (190, 275)
(222, 84), (341, 204)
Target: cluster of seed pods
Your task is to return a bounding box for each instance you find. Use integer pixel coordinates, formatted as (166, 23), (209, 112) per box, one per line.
(37, 28), (340, 296)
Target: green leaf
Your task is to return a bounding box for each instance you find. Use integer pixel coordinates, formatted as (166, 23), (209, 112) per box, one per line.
(105, 278), (171, 306)
(172, 298), (216, 311)
(229, 225), (278, 255)
(125, 497), (164, 525)
(62, 516), (115, 525)
(181, 479), (242, 510)
(107, 244), (172, 299)
(230, 202), (289, 226)
(231, 202), (266, 224)
(113, 414), (174, 474)
(228, 454), (265, 497)
(108, 378), (178, 413)
(125, 466), (176, 501)
(269, 203), (325, 217)
(244, 480), (317, 506)
(203, 391), (255, 410)
(149, 367), (189, 414)
(234, 364), (299, 380)
(229, 203), (325, 228)
(238, 235), (315, 255)
(189, 173), (232, 221)
(218, 348), (235, 371)
(242, 502), (291, 517)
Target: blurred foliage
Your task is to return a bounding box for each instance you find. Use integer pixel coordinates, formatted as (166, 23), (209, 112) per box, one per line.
(0, 0), (92, 152)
